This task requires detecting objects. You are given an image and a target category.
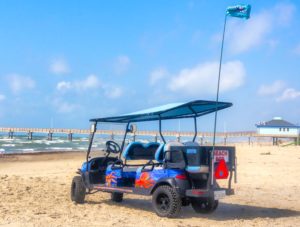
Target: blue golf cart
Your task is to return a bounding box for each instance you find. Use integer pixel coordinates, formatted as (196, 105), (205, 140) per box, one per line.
(71, 100), (236, 218)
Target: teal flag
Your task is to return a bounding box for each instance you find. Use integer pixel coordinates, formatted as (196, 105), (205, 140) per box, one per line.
(226, 4), (251, 19)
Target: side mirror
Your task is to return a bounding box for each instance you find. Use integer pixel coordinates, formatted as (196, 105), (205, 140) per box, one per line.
(90, 123), (97, 133)
(128, 124), (137, 133)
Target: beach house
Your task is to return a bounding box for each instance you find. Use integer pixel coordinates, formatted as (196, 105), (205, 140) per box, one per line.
(256, 117), (299, 136)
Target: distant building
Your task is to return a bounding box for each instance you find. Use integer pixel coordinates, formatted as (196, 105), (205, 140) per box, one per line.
(256, 117), (299, 136)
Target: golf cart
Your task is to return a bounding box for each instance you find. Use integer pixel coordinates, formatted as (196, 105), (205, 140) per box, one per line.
(71, 100), (237, 218)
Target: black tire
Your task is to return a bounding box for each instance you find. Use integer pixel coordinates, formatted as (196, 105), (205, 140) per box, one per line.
(152, 185), (182, 218)
(71, 176), (86, 204)
(191, 197), (218, 214)
(111, 192), (123, 202)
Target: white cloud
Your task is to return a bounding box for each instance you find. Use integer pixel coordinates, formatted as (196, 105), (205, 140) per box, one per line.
(274, 3), (295, 26)
(149, 68), (169, 86)
(50, 59), (70, 75)
(7, 74), (35, 94)
(169, 60), (245, 96)
(227, 12), (272, 54)
(104, 86), (123, 99)
(258, 80), (286, 96)
(77, 74), (100, 90)
(226, 2), (295, 54)
(56, 81), (72, 91)
(52, 98), (79, 113)
(0, 94), (6, 101)
(114, 55), (131, 75)
(276, 88), (300, 102)
(56, 74), (101, 92)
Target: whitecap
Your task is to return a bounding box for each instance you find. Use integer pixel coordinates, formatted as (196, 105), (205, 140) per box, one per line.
(2, 144), (15, 147)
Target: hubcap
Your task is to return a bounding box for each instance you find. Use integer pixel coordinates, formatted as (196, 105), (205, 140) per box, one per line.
(157, 194), (170, 211)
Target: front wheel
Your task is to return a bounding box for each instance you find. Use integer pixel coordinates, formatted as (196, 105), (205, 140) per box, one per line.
(71, 176), (86, 204)
(152, 185), (181, 218)
(191, 197), (218, 213)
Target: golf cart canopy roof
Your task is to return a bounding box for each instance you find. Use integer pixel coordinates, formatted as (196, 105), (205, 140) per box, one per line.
(90, 100), (232, 123)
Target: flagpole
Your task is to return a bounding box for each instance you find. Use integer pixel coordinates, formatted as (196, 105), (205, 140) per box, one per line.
(211, 14), (228, 186)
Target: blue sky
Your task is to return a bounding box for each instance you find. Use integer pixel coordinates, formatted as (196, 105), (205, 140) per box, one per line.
(0, 1), (300, 131)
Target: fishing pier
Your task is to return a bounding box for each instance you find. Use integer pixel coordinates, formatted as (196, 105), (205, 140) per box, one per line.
(0, 127), (299, 146)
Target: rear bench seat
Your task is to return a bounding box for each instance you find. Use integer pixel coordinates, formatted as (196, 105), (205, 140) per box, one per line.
(184, 141), (209, 173)
(121, 142), (161, 177)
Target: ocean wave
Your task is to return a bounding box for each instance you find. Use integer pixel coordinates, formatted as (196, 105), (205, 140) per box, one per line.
(77, 147), (87, 150)
(17, 149), (35, 153)
(2, 144), (16, 147)
(46, 147), (73, 151)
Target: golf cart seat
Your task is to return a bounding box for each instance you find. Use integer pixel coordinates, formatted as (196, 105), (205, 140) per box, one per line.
(122, 142), (160, 160)
(122, 142), (161, 177)
(154, 144), (164, 162)
(164, 141), (186, 169)
(184, 141), (209, 173)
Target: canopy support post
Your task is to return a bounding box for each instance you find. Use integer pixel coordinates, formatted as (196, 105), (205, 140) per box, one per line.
(159, 116), (166, 144)
(188, 106), (198, 142)
(119, 122), (130, 159)
(192, 117), (198, 142)
(86, 122), (97, 164)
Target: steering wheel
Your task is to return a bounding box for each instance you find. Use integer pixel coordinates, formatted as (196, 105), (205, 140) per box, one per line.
(105, 140), (121, 154)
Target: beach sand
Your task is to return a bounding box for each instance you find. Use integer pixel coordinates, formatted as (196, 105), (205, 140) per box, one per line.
(0, 146), (300, 226)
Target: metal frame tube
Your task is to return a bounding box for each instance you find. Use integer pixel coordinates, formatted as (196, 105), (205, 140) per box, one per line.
(192, 117), (198, 142)
(119, 122), (130, 159)
(86, 122), (97, 164)
(159, 117), (166, 144)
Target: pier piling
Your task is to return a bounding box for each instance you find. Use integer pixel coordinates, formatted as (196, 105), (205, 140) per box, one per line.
(48, 132), (53, 141)
(68, 133), (73, 141)
(28, 132), (33, 140)
(154, 134), (158, 143)
(110, 133), (114, 141)
(8, 131), (14, 139)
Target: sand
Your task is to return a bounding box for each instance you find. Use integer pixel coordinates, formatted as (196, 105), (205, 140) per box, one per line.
(0, 146), (300, 227)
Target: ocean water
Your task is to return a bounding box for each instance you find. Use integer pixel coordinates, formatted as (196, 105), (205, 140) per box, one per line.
(0, 133), (151, 154)
(0, 134), (101, 154)
(0, 132), (238, 155)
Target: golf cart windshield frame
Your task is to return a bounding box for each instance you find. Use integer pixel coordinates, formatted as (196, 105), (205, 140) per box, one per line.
(86, 100), (232, 163)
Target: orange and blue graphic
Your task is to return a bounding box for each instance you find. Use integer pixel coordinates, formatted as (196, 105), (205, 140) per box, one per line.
(135, 172), (155, 189)
(105, 172), (117, 186)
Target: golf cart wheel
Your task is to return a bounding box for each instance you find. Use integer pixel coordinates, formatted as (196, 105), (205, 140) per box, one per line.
(111, 192), (123, 202)
(191, 197), (218, 214)
(152, 185), (181, 218)
(71, 176), (86, 204)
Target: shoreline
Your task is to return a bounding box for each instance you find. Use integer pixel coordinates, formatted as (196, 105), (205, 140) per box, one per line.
(0, 150), (86, 162)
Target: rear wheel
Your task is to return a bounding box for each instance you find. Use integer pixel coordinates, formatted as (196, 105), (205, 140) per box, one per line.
(71, 176), (86, 204)
(111, 192), (123, 202)
(152, 185), (181, 218)
(191, 197), (218, 213)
